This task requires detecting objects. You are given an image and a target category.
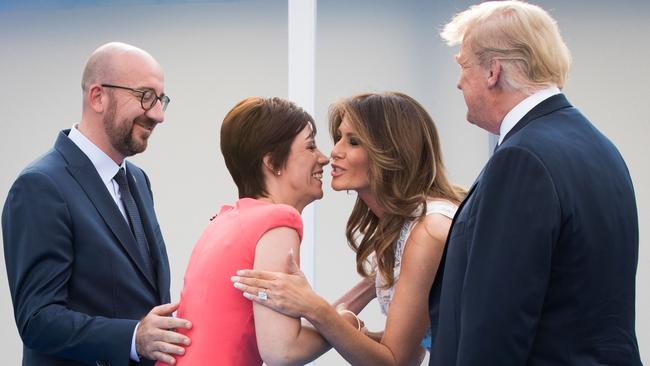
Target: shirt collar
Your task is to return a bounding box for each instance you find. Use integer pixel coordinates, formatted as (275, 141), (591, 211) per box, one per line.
(498, 86), (561, 145)
(68, 125), (126, 184)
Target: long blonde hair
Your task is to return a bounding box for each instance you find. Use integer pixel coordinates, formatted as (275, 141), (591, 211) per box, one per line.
(329, 92), (465, 287)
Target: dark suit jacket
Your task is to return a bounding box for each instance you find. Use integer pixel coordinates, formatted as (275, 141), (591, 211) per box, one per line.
(3, 130), (171, 366)
(428, 94), (641, 365)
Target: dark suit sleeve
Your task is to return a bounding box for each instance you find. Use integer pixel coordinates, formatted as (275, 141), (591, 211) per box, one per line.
(457, 146), (560, 365)
(2, 170), (137, 366)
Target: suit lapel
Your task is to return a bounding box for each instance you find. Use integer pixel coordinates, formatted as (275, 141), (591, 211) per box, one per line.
(55, 131), (157, 290)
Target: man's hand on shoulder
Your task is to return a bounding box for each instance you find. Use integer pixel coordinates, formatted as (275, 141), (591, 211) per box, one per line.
(136, 302), (192, 365)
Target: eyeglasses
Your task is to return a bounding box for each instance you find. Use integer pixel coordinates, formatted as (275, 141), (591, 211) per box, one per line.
(101, 84), (170, 111)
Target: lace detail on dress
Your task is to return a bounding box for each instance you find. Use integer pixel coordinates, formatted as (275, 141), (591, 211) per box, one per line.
(376, 220), (411, 315)
(374, 199), (458, 350)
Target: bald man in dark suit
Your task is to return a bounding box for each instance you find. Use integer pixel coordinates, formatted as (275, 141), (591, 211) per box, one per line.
(3, 42), (191, 366)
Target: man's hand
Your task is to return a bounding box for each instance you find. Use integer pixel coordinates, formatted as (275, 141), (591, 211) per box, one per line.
(136, 302), (192, 365)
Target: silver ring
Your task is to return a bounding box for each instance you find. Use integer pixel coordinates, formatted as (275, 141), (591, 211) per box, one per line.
(258, 291), (268, 301)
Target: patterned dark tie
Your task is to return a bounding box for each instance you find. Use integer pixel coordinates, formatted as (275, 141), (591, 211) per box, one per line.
(114, 168), (155, 280)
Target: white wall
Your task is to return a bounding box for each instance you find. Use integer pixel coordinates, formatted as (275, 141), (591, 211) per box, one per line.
(0, 1), (647, 365)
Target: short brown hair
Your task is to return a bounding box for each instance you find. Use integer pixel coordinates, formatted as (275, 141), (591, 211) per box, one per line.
(220, 96), (315, 198)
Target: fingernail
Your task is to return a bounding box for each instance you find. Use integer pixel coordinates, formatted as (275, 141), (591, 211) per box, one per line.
(243, 292), (253, 300)
(186, 321), (192, 329)
(230, 276), (240, 282)
(233, 282), (244, 290)
(236, 270), (245, 276)
(184, 338), (191, 345)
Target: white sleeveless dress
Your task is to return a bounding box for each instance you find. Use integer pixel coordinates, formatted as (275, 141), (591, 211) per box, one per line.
(374, 199), (457, 350)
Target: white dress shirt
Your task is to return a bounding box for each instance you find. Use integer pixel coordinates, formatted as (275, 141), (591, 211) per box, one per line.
(67, 125), (141, 362)
(498, 86), (561, 145)
(68, 126), (129, 221)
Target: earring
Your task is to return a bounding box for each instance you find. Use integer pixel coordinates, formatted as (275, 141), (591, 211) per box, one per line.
(276, 171), (281, 176)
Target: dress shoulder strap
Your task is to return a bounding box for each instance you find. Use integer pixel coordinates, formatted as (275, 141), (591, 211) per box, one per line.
(424, 199), (458, 220)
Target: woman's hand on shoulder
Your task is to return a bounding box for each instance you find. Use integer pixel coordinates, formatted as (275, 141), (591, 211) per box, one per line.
(233, 249), (326, 318)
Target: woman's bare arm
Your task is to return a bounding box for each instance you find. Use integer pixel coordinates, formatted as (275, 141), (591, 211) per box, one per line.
(253, 227), (330, 366)
(237, 213), (452, 365)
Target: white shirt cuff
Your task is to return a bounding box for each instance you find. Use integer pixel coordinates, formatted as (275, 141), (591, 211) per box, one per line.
(130, 322), (140, 361)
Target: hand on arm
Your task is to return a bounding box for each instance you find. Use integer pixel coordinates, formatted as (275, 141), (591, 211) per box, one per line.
(233, 249), (375, 317)
(233, 213), (449, 366)
(234, 248), (323, 318)
(135, 302), (192, 365)
(249, 227), (332, 365)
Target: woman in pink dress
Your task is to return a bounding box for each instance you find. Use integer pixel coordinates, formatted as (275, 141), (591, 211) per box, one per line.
(159, 97), (367, 365)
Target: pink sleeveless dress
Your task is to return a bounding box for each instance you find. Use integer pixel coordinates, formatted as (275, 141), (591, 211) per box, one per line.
(163, 198), (303, 366)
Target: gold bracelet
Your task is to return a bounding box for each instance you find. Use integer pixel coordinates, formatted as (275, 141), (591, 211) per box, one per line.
(338, 309), (361, 331)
